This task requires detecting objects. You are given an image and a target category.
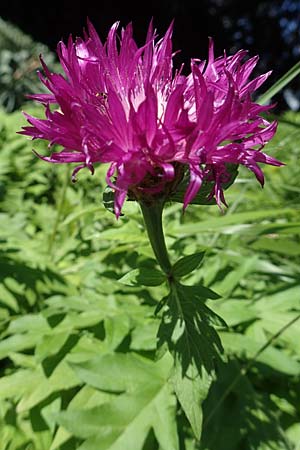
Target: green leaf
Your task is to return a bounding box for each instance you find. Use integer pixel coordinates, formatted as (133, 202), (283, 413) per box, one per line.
(17, 362), (80, 412)
(50, 387), (114, 450)
(55, 355), (178, 450)
(69, 352), (172, 393)
(7, 314), (50, 334)
(214, 255), (259, 298)
(255, 286), (300, 313)
(208, 299), (258, 327)
(172, 252), (205, 278)
(173, 208), (296, 236)
(0, 283), (19, 312)
(35, 332), (74, 362)
(41, 398), (62, 433)
(157, 282), (223, 439)
(287, 423), (300, 448)
(202, 361), (291, 450)
(130, 320), (159, 351)
(173, 359), (212, 439)
(251, 237), (300, 256)
(118, 267), (166, 287)
(258, 60), (300, 105)
(60, 206), (102, 228)
(104, 314), (131, 351)
(158, 285), (221, 370)
(0, 334), (42, 359)
(0, 369), (42, 400)
(96, 221), (147, 243)
(64, 383), (178, 450)
(182, 284), (221, 301)
(220, 332), (300, 375)
(254, 311), (300, 354)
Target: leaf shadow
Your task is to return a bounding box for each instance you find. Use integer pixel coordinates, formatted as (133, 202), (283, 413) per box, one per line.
(201, 359), (291, 450)
(157, 282), (224, 377)
(0, 252), (68, 311)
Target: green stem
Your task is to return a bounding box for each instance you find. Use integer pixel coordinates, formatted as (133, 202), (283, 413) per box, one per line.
(140, 200), (172, 275)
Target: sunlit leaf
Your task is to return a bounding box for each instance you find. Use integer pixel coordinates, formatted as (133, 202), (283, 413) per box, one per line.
(118, 267), (165, 287)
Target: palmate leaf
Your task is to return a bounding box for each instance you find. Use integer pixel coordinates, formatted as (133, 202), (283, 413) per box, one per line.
(157, 282), (224, 439)
(58, 383), (178, 450)
(55, 353), (179, 450)
(69, 352), (170, 393)
(170, 164), (239, 206)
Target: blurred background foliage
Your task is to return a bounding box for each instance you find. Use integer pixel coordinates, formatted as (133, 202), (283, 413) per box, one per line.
(0, 6), (300, 450)
(0, 17), (56, 112)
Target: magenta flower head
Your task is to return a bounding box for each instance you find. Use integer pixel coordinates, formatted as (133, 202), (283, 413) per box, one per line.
(21, 20), (282, 217)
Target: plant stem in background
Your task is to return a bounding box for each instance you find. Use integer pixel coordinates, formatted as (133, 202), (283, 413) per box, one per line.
(258, 60), (300, 105)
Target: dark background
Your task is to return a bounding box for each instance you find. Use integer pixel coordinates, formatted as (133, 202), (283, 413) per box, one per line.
(1, 0), (300, 111)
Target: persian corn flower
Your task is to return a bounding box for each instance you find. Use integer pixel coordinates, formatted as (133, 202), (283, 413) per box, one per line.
(21, 20), (282, 217)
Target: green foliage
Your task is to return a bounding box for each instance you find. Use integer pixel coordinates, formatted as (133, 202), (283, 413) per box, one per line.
(0, 106), (300, 450)
(157, 282), (224, 439)
(172, 252), (205, 278)
(0, 17), (56, 112)
(119, 267), (166, 287)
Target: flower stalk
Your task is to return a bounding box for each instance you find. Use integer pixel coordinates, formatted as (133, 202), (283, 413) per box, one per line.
(139, 200), (172, 276)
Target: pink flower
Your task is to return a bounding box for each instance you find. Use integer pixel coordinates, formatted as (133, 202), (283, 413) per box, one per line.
(21, 20), (282, 217)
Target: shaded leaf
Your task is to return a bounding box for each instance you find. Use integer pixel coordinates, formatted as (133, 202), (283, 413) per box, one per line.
(172, 252), (205, 278)
(157, 282), (223, 438)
